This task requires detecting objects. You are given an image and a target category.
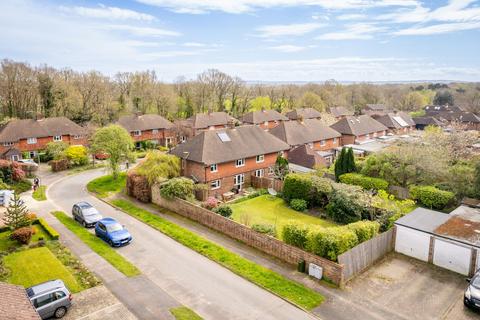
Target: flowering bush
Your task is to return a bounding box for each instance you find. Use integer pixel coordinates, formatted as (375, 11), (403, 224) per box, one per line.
(10, 227), (34, 244)
(11, 162), (25, 181)
(203, 197), (219, 210)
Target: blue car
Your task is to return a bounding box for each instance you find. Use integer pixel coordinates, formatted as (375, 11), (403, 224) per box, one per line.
(95, 218), (132, 247)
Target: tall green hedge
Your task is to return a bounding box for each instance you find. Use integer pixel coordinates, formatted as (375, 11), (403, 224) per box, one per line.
(346, 221), (379, 242)
(409, 185), (455, 210)
(283, 174), (312, 203)
(339, 173), (388, 191)
(282, 224), (310, 249)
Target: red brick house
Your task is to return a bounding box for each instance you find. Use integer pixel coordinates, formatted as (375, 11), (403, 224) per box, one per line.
(175, 112), (236, 142)
(170, 125), (290, 197)
(286, 108), (322, 120)
(330, 115), (388, 144)
(268, 119), (342, 165)
(118, 114), (175, 148)
(0, 117), (87, 161)
(330, 106), (354, 120)
(362, 104), (391, 116)
(241, 109), (288, 129)
(372, 112), (416, 134)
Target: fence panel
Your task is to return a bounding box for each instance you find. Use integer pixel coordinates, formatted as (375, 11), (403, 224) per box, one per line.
(338, 228), (394, 281)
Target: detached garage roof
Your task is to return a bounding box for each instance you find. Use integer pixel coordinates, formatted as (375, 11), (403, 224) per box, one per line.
(0, 282), (40, 320)
(395, 208), (451, 233)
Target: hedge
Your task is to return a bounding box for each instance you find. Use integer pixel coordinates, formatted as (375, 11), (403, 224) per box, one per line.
(282, 224), (309, 249)
(346, 221), (379, 243)
(283, 174), (312, 203)
(339, 173), (388, 191)
(37, 218), (60, 240)
(409, 185), (455, 210)
(290, 199), (307, 212)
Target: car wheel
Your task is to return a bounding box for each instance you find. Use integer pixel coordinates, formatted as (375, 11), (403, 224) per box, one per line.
(82, 221), (87, 228)
(54, 307), (67, 318)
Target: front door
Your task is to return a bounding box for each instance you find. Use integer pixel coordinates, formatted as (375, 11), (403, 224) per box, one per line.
(234, 174), (245, 190)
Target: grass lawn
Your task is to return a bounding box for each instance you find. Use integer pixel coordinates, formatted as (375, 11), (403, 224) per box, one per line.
(0, 224), (52, 252)
(52, 211), (140, 277)
(32, 185), (47, 201)
(3, 247), (83, 293)
(68, 163), (105, 175)
(87, 173), (126, 198)
(230, 195), (337, 238)
(170, 307), (203, 320)
(111, 199), (324, 310)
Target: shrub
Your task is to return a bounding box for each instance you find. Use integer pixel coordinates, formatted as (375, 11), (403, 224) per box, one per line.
(10, 226), (34, 244)
(204, 197), (219, 210)
(50, 159), (70, 172)
(283, 173), (312, 203)
(126, 172), (151, 203)
(64, 145), (89, 166)
(307, 227), (358, 261)
(10, 179), (33, 194)
(346, 221), (380, 243)
(251, 224), (276, 237)
(326, 183), (372, 224)
(309, 175), (332, 208)
(339, 173), (388, 191)
(409, 185), (455, 210)
(282, 224), (310, 249)
(38, 218), (60, 240)
(290, 199), (308, 212)
(135, 152), (180, 185)
(160, 177), (194, 200)
(45, 141), (68, 160)
(11, 162), (26, 181)
(214, 205), (233, 218)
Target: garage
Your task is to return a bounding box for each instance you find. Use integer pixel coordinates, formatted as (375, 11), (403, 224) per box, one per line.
(395, 206), (480, 276)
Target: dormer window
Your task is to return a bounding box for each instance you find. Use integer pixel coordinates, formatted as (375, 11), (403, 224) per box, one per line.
(133, 130), (141, 136)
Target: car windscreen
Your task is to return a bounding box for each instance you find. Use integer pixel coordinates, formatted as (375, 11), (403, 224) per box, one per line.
(82, 208), (99, 216)
(472, 276), (480, 288)
(26, 287), (34, 297)
(106, 223), (123, 233)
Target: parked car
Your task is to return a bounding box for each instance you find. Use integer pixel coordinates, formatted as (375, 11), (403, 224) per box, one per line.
(26, 279), (72, 319)
(95, 217), (132, 247)
(17, 159), (39, 167)
(465, 271), (480, 311)
(72, 202), (103, 228)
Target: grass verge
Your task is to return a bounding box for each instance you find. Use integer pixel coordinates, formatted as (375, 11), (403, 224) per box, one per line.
(32, 185), (47, 201)
(111, 199), (324, 310)
(52, 211), (140, 277)
(87, 173), (126, 198)
(68, 163), (106, 175)
(170, 307), (203, 320)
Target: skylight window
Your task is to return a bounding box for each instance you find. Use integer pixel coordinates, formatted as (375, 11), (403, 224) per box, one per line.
(393, 116), (409, 127)
(217, 132), (231, 142)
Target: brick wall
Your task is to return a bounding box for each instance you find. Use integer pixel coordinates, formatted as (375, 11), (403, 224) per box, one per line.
(151, 187), (345, 286)
(312, 137), (340, 151)
(131, 129), (176, 146)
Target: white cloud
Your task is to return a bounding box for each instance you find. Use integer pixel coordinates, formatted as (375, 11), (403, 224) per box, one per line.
(107, 24), (181, 37)
(337, 14), (368, 20)
(317, 23), (385, 40)
(136, 0), (419, 14)
(183, 42), (207, 47)
(394, 21), (480, 35)
(268, 45), (306, 52)
(60, 4), (156, 21)
(256, 22), (325, 37)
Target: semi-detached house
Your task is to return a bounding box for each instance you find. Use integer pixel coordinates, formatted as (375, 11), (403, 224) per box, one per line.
(117, 114), (175, 148)
(170, 125), (290, 197)
(0, 117), (86, 161)
(241, 109), (289, 130)
(175, 112), (236, 142)
(330, 115), (388, 145)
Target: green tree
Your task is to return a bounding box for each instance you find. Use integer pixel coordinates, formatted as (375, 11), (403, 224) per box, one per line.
(91, 125), (134, 180)
(249, 96), (272, 111)
(299, 91), (325, 111)
(345, 148), (356, 173)
(4, 192), (30, 230)
(433, 90), (454, 106)
(45, 141), (68, 160)
(64, 145), (89, 166)
(334, 148), (346, 180)
(273, 155), (289, 180)
(335, 148), (355, 180)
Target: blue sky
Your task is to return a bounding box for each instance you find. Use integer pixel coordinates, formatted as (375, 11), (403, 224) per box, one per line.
(0, 0), (479, 82)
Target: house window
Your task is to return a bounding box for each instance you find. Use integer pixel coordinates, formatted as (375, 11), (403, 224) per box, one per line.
(152, 129), (159, 134)
(234, 174), (245, 188)
(333, 137), (337, 144)
(210, 164), (218, 172)
(235, 158), (245, 167)
(29, 151), (36, 159)
(373, 132), (377, 138)
(308, 143), (314, 148)
(73, 135), (82, 139)
(133, 130), (141, 136)
(255, 169), (264, 177)
(211, 180), (221, 190)
(27, 137), (37, 144)
(365, 134), (370, 139)
(180, 136), (186, 143)
(256, 155), (264, 163)
(320, 140), (326, 146)
(268, 167), (274, 175)
(53, 135), (62, 142)
(3, 142), (14, 147)
(165, 137), (173, 147)
(11, 155), (19, 161)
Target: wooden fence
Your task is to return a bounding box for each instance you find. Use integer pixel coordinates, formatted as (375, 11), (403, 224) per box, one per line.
(152, 185), (345, 286)
(250, 176), (283, 192)
(338, 228), (395, 281)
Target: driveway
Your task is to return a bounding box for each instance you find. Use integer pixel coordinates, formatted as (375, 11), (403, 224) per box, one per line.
(44, 169), (317, 320)
(319, 253), (479, 320)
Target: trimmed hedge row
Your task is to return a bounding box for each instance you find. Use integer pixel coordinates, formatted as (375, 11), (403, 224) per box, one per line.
(339, 173), (388, 191)
(282, 220), (380, 261)
(409, 185), (455, 210)
(282, 174), (312, 202)
(37, 218), (60, 240)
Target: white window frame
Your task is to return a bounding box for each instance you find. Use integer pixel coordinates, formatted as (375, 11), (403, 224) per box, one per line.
(133, 130), (142, 136)
(254, 169), (264, 177)
(180, 136), (186, 143)
(320, 140), (326, 146)
(256, 155), (264, 163)
(3, 141), (14, 147)
(211, 180), (221, 190)
(152, 129), (159, 134)
(365, 134), (370, 139)
(11, 155), (19, 161)
(210, 164), (218, 172)
(235, 158), (245, 167)
(234, 174), (245, 187)
(53, 135), (62, 142)
(73, 135), (82, 140)
(333, 137), (337, 144)
(165, 137), (172, 147)
(27, 137), (37, 144)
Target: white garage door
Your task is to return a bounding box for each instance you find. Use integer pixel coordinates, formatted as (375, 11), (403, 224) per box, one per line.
(433, 239), (471, 275)
(395, 226), (431, 262)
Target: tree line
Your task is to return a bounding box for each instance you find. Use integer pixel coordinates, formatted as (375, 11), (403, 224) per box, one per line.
(1, 59), (479, 125)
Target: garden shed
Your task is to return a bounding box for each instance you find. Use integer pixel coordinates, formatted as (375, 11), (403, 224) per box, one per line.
(395, 206), (480, 276)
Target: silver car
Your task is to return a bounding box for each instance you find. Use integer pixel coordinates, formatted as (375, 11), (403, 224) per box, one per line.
(27, 279), (72, 319)
(72, 202), (103, 228)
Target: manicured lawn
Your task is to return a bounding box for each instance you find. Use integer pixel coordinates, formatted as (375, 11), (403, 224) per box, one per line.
(87, 173), (126, 198)
(230, 195), (337, 237)
(52, 211), (140, 277)
(170, 307), (203, 320)
(3, 247), (83, 293)
(0, 224), (52, 252)
(32, 185), (47, 201)
(111, 199), (324, 310)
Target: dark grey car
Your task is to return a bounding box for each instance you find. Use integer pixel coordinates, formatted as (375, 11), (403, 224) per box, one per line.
(72, 202), (103, 228)
(27, 279), (72, 319)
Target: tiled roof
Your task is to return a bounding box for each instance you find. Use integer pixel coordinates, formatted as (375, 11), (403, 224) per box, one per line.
(118, 114), (174, 132)
(330, 107), (353, 118)
(413, 116), (443, 126)
(286, 108), (322, 120)
(269, 119), (341, 146)
(187, 112), (236, 129)
(0, 282), (40, 320)
(287, 145), (329, 169)
(373, 112), (415, 129)
(241, 109), (288, 124)
(330, 115), (388, 136)
(170, 125), (290, 165)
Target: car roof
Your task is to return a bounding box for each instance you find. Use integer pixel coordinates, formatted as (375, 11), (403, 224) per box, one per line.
(26, 280), (66, 297)
(75, 201), (92, 209)
(99, 217), (118, 225)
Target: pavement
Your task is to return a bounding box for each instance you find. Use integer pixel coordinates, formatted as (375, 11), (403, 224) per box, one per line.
(26, 167), (318, 320)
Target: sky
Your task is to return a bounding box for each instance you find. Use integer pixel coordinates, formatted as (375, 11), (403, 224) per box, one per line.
(0, 0), (479, 82)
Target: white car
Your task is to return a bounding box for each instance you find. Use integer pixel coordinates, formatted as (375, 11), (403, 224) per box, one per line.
(17, 159), (39, 167)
